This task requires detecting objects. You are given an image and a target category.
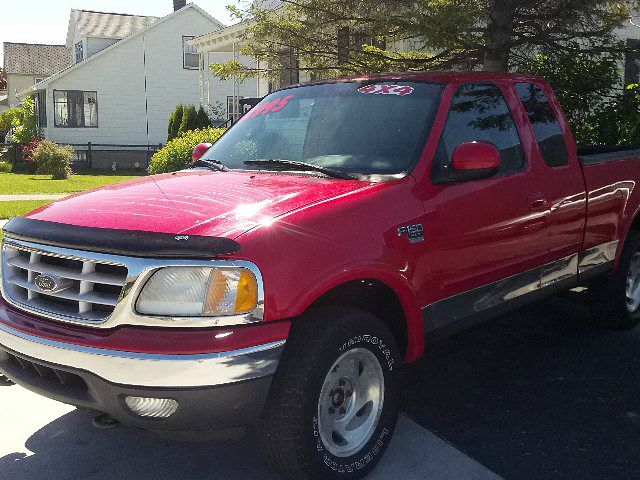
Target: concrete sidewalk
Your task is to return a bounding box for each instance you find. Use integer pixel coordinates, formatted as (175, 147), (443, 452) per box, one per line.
(0, 385), (504, 480)
(0, 194), (67, 201)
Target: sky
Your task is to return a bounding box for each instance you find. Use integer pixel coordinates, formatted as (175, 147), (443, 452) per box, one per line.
(0, 1), (240, 66)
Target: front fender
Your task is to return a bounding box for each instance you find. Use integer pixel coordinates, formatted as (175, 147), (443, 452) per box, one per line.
(283, 261), (425, 362)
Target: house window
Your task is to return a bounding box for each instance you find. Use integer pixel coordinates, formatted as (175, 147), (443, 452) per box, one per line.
(227, 95), (245, 121)
(34, 78), (45, 85)
(182, 36), (199, 69)
(54, 90), (98, 127)
(75, 41), (84, 63)
(35, 91), (47, 128)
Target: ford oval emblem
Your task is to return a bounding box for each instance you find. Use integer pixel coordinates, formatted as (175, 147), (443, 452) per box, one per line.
(34, 274), (58, 292)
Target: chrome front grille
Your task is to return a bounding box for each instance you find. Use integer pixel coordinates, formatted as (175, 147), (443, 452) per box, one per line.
(2, 242), (128, 322)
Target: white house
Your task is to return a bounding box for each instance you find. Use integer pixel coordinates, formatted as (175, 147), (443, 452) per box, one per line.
(18, 1), (257, 169)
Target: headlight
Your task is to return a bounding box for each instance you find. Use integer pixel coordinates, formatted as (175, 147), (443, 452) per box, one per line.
(136, 266), (259, 317)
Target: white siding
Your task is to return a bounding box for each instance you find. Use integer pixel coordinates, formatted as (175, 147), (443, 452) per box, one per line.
(86, 37), (120, 58)
(43, 7), (252, 146)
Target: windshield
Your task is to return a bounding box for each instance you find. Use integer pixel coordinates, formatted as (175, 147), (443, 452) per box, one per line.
(202, 81), (444, 177)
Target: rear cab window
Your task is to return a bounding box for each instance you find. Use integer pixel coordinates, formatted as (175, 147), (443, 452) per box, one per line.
(431, 82), (525, 182)
(515, 82), (569, 167)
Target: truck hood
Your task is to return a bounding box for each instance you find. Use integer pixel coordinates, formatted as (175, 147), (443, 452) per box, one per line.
(25, 170), (373, 238)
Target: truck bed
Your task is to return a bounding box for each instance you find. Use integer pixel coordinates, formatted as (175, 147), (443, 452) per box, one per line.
(578, 145), (640, 165)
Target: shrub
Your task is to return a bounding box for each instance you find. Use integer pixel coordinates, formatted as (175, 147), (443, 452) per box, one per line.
(178, 105), (198, 136)
(22, 139), (42, 161)
(149, 127), (226, 174)
(0, 161), (12, 173)
(167, 104), (184, 142)
(32, 140), (73, 179)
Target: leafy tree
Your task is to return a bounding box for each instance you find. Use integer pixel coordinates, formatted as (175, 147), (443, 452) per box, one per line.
(12, 96), (41, 144)
(196, 105), (212, 128)
(0, 68), (6, 91)
(0, 107), (21, 140)
(167, 103), (184, 141)
(178, 105), (199, 136)
(215, 0), (639, 79)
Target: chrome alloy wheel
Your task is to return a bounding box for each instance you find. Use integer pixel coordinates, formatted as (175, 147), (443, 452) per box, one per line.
(626, 252), (640, 313)
(317, 348), (385, 458)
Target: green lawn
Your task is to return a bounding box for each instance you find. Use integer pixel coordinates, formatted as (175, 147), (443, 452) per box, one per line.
(0, 172), (141, 194)
(0, 200), (51, 219)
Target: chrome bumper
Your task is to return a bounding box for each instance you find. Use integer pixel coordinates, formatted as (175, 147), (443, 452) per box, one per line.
(0, 322), (285, 388)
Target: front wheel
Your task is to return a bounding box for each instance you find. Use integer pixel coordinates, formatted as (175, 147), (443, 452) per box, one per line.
(260, 306), (401, 480)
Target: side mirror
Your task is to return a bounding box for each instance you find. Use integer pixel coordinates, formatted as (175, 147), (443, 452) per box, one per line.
(192, 143), (213, 162)
(450, 141), (500, 182)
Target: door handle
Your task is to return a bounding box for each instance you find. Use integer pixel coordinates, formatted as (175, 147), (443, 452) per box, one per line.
(527, 193), (548, 211)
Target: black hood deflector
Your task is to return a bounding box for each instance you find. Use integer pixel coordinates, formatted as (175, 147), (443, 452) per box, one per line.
(3, 217), (241, 258)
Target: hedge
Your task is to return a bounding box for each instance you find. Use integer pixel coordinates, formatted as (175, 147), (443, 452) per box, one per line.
(149, 127), (226, 174)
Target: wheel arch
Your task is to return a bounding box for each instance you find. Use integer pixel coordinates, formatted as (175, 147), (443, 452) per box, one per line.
(288, 267), (425, 362)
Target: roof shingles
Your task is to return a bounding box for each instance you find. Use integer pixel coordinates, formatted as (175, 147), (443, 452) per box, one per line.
(3, 43), (71, 75)
(71, 10), (159, 39)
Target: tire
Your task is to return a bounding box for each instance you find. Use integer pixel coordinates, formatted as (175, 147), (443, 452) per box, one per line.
(0, 373), (14, 386)
(589, 230), (640, 329)
(260, 306), (401, 480)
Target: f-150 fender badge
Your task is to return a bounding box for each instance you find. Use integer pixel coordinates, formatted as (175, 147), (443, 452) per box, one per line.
(398, 224), (424, 243)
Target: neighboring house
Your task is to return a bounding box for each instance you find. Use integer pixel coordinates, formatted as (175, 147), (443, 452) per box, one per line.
(16, 1), (257, 169)
(3, 43), (70, 108)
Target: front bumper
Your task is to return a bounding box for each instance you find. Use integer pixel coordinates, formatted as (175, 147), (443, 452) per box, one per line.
(0, 321), (285, 434)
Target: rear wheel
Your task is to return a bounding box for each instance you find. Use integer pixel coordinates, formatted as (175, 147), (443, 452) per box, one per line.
(260, 306), (401, 480)
(590, 230), (640, 329)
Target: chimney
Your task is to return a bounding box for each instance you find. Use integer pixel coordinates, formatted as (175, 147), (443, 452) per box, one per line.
(173, 0), (186, 11)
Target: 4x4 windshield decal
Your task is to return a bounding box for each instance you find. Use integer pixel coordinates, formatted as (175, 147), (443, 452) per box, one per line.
(358, 84), (414, 96)
(240, 95), (296, 122)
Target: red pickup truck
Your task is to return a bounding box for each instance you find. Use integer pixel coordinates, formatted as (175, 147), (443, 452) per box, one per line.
(2, 72), (640, 479)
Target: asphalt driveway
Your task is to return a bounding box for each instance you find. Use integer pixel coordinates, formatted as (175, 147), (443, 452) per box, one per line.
(2, 289), (640, 480)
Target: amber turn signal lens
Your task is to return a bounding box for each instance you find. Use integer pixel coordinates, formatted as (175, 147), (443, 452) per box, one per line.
(234, 269), (259, 313)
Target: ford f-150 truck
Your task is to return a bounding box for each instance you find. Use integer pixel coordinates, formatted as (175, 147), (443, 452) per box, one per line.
(2, 72), (640, 480)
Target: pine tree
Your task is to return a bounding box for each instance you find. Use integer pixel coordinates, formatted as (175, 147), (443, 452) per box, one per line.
(178, 105), (198, 136)
(168, 104), (184, 141)
(196, 106), (212, 129)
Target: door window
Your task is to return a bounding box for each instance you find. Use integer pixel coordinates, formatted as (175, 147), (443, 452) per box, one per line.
(432, 83), (525, 182)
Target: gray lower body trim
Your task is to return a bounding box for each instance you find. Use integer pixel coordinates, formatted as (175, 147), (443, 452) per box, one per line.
(0, 322), (285, 387)
(578, 240), (619, 275)
(424, 241), (619, 335)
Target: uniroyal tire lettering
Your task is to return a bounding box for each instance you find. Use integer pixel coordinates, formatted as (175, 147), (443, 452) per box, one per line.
(321, 428), (390, 473)
(339, 335), (395, 370)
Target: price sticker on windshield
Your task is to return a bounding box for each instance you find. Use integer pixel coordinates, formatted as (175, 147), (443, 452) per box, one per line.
(358, 84), (414, 96)
(239, 95), (296, 122)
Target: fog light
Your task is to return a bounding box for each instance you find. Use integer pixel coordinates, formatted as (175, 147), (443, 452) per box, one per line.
(124, 396), (178, 418)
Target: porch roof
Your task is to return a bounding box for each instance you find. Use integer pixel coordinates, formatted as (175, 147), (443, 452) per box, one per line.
(187, 20), (254, 53)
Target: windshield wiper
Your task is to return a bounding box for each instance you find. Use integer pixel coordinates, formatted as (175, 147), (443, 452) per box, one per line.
(243, 159), (357, 180)
(191, 159), (229, 172)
